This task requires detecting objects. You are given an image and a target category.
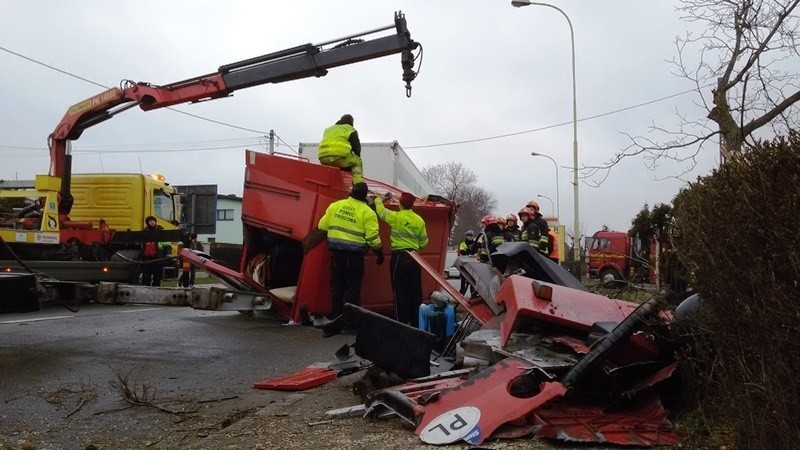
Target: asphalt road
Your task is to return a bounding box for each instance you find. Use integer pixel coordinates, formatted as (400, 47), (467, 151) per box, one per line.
(0, 302), (356, 449)
(0, 278), (559, 450)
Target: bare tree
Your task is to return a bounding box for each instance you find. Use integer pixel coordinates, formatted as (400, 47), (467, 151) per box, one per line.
(422, 162), (496, 245)
(590, 0), (800, 181)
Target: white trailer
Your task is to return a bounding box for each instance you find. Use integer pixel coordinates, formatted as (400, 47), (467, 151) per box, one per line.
(297, 141), (434, 197)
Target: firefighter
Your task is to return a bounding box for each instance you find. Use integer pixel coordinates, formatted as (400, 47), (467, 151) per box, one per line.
(497, 215), (516, 242)
(518, 207), (542, 254)
(505, 213), (522, 241)
(373, 191), (428, 326)
(458, 230), (478, 296)
(477, 215), (507, 262)
(526, 200), (552, 256)
(496, 215), (506, 231)
(316, 182), (383, 327)
(140, 215), (164, 286)
(317, 114), (363, 184)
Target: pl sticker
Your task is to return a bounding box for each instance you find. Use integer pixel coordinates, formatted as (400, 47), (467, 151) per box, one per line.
(419, 406), (481, 445)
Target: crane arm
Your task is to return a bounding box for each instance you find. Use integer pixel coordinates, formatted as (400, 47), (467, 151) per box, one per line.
(48, 12), (420, 216)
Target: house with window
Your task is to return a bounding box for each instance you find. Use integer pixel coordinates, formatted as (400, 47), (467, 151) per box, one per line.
(197, 194), (242, 245)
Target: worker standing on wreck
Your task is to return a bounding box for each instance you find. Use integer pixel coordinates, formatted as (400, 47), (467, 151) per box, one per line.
(372, 191), (428, 326)
(318, 114), (363, 184)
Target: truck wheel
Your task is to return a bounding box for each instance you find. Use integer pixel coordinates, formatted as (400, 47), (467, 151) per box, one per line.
(599, 268), (623, 287)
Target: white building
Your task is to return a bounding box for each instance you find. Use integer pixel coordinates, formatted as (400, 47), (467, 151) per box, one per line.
(197, 194), (242, 245)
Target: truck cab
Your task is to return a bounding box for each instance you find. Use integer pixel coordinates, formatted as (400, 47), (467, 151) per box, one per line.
(0, 173), (183, 261)
(587, 230), (630, 285)
(587, 230), (656, 286)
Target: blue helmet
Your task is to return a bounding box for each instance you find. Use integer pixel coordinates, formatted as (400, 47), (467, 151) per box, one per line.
(465, 229), (475, 237)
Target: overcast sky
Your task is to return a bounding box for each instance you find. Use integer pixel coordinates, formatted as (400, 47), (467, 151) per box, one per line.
(1, 1), (727, 239)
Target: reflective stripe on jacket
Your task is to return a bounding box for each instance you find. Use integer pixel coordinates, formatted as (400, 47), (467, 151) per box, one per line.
(318, 124), (356, 159)
(534, 216), (551, 256)
(318, 197), (381, 253)
(375, 202), (428, 251)
(520, 220), (541, 251)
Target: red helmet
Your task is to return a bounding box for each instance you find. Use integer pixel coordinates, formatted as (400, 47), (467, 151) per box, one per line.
(505, 214), (517, 223)
(518, 207), (535, 220)
(526, 200), (540, 210)
(481, 214), (497, 226)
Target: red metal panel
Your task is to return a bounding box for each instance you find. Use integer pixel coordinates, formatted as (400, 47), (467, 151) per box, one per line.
(532, 394), (680, 446)
(415, 358), (566, 446)
(406, 250), (495, 325)
(495, 275), (640, 347)
(252, 367), (337, 391)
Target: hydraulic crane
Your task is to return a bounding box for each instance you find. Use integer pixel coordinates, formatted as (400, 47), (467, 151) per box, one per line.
(48, 11), (420, 227)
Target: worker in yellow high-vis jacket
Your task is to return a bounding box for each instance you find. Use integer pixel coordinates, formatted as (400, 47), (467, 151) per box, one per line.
(373, 191), (428, 327)
(316, 182), (383, 327)
(318, 114), (363, 183)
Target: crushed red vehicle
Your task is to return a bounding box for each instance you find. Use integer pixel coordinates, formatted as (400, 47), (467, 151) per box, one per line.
(327, 242), (682, 447)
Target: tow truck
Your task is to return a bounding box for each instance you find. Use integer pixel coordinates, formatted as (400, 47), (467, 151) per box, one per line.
(1, 12), (456, 318)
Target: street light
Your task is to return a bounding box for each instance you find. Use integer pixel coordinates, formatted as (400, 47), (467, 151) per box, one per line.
(531, 152), (560, 222)
(513, 0), (581, 277)
(536, 194), (554, 218)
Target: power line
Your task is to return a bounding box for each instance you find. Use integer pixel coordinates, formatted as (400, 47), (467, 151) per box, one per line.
(0, 45), (273, 136)
(0, 45), (108, 89)
(3, 44), (708, 154)
(403, 86), (707, 149)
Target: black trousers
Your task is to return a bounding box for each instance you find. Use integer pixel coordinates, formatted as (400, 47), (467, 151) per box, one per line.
(330, 251), (364, 319)
(459, 275), (473, 296)
(390, 251), (423, 326)
(140, 259), (163, 286)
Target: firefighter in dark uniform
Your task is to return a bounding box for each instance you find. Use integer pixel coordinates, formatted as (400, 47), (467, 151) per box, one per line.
(318, 114), (363, 184)
(505, 213), (522, 241)
(374, 191), (428, 326)
(526, 200), (552, 256)
(518, 207), (543, 254)
(317, 182), (383, 322)
(477, 215), (507, 262)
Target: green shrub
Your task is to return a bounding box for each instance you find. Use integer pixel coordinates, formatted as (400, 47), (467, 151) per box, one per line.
(672, 132), (800, 449)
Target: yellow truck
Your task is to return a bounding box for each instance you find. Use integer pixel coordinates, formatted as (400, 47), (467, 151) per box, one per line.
(0, 173), (183, 282)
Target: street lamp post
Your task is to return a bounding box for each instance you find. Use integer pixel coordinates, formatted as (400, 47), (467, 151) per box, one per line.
(536, 194), (554, 218)
(513, 0), (581, 278)
(531, 152), (560, 222)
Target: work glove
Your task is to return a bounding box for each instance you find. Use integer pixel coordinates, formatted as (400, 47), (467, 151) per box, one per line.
(374, 249), (385, 266)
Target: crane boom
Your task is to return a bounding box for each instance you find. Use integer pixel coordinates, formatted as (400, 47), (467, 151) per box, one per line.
(49, 11), (420, 217)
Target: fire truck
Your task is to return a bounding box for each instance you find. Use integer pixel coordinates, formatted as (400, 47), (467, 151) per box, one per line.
(586, 230), (658, 286)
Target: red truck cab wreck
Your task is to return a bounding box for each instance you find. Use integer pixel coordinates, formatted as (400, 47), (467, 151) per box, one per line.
(183, 150), (455, 323)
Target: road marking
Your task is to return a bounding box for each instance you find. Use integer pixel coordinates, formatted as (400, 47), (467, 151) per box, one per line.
(119, 307), (163, 314)
(0, 307), (165, 324)
(0, 315), (74, 324)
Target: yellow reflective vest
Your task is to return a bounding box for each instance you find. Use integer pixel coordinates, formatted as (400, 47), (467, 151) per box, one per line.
(318, 197), (381, 253)
(375, 202), (428, 251)
(318, 124), (356, 158)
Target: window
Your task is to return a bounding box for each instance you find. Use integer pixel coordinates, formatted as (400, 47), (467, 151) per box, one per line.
(217, 209), (235, 221)
(591, 238), (611, 250)
(153, 189), (175, 221)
